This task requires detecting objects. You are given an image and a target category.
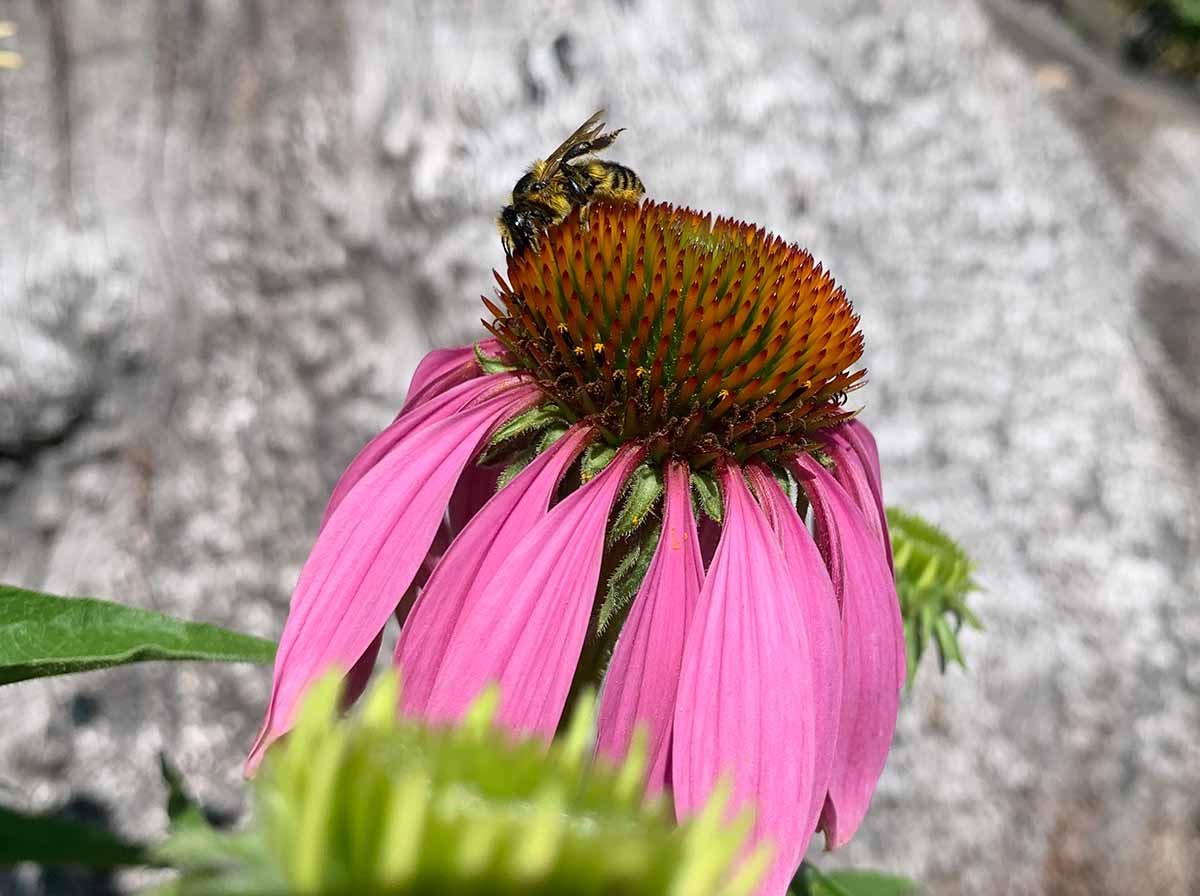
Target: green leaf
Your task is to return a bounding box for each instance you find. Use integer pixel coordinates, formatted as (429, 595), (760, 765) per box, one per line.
(0, 584), (276, 685)
(152, 760), (279, 894)
(160, 755), (212, 832)
(1168, 0), (1200, 28)
(818, 870), (918, 896)
(792, 863), (917, 896)
(0, 804), (151, 868)
(824, 870), (917, 896)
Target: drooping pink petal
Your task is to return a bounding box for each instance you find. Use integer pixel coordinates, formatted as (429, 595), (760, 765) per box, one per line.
(822, 421), (891, 571)
(321, 373), (518, 529)
(395, 426), (593, 716)
(423, 445), (645, 737)
(596, 461), (703, 796)
(673, 462), (817, 896)
(399, 338), (503, 413)
(447, 460), (503, 536)
(789, 453), (903, 850)
(747, 465), (843, 836)
(340, 527), (443, 714)
(246, 383), (539, 774)
(314, 377), (517, 715)
(339, 588), (428, 712)
(840, 420), (884, 509)
(809, 430), (905, 691)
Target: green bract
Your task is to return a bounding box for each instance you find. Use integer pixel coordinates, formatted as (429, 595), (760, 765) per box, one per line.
(158, 673), (764, 895)
(888, 508), (982, 687)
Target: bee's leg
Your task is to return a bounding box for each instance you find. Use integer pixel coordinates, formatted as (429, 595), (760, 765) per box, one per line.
(561, 174), (593, 231)
(562, 129), (624, 163)
(563, 171), (591, 204)
(588, 128), (624, 152)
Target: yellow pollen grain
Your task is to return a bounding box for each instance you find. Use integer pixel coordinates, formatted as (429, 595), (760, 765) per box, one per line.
(574, 346), (585, 357)
(594, 342), (605, 354)
(635, 367), (648, 378)
(557, 323), (569, 334)
(717, 389), (730, 400)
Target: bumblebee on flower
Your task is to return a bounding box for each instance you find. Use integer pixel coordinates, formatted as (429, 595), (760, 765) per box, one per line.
(248, 119), (904, 896)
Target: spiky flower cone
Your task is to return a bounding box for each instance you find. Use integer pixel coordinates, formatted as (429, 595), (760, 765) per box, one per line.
(486, 201), (864, 466)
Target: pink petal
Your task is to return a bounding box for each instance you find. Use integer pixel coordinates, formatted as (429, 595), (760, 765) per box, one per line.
(810, 430), (905, 691)
(245, 383), (539, 774)
(790, 454), (903, 849)
(321, 373), (518, 529)
(823, 421), (892, 572)
(840, 420), (883, 507)
(395, 426), (593, 716)
(447, 461), (503, 536)
(424, 445), (645, 737)
(747, 465), (843, 836)
(340, 592), (421, 713)
(400, 338), (503, 413)
(673, 462), (817, 896)
(596, 461), (703, 796)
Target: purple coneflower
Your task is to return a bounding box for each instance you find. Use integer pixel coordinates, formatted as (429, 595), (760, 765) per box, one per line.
(248, 200), (903, 894)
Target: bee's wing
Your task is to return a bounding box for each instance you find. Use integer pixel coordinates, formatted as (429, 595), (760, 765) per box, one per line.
(541, 109), (606, 179)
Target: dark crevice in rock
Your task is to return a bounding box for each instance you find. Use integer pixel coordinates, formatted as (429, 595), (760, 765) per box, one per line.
(43, 0), (74, 217)
(0, 398), (93, 466)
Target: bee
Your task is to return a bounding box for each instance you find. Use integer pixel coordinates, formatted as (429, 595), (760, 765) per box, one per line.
(497, 110), (645, 257)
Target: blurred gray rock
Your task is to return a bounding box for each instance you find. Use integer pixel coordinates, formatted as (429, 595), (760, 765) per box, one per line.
(1, 1), (1197, 893)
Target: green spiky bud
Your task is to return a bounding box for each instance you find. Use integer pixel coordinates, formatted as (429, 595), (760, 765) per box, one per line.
(155, 673), (760, 895)
(889, 507), (983, 687)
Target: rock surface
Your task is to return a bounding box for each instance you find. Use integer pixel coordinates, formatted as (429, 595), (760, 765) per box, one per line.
(1, 1), (1197, 893)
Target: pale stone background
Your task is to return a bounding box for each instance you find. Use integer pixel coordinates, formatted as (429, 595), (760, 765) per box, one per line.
(1, 1), (1198, 893)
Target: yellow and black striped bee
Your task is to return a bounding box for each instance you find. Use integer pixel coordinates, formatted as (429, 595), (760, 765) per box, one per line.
(497, 110), (645, 257)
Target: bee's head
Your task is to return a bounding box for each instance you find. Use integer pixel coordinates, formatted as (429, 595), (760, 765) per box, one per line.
(513, 171), (539, 194)
(498, 204), (535, 257)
